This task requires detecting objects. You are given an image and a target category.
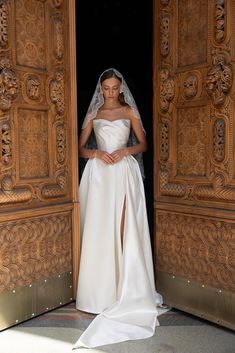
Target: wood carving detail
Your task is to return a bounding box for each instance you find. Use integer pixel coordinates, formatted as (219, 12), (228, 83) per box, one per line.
(160, 15), (170, 57)
(183, 75), (198, 99)
(56, 124), (66, 164)
(161, 0), (170, 5)
(0, 175), (32, 204)
(26, 76), (41, 101)
(0, 0), (8, 48)
(159, 166), (186, 197)
(50, 70), (65, 115)
(177, 106), (207, 177)
(156, 211), (235, 292)
(18, 109), (49, 179)
(0, 58), (19, 113)
(41, 172), (66, 199)
(15, 0), (46, 69)
(159, 69), (174, 113)
(206, 50), (232, 106)
(1, 122), (11, 165)
(160, 121), (169, 161)
(51, 0), (63, 7)
(214, 0), (226, 43)
(0, 213), (71, 292)
(213, 118), (225, 162)
(53, 14), (64, 61)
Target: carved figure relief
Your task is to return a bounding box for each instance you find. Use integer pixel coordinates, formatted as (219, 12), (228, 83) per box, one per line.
(183, 75), (198, 99)
(214, 0), (226, 43)
(159, 69), (174, 112)
(0, 59), (19, 112)
(50, 70), (65, 115)
(0, 1), (8, 48)
(205, 50), (232, 106)
(160, 16), (170, 57)
(26, 76), (41, 100)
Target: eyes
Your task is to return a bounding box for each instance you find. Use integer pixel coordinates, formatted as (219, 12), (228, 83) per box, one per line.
(102, 85), (120, 91)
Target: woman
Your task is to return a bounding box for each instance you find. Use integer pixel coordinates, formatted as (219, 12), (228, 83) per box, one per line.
(74, 68), (166, 349)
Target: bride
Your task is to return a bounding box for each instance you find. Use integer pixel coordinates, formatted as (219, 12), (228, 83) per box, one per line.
(74, 68), (166, 349)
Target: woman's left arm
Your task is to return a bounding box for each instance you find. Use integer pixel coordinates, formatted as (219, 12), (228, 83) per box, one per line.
(111, 109), (147, 163)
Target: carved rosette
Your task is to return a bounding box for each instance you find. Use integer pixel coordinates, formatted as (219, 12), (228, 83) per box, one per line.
(214, 0), (226, 44)
(0, 0), (8, 48)
(49, 70), (65, 115)
(160, 15), (170, 57)
(205, 49), (232, 106)
(0, 58), (19, 113)
(159, 69), (174, 112)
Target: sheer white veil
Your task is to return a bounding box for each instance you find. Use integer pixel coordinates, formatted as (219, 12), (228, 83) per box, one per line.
(82, 68), (145, 131)
(80, 68), (146, 179)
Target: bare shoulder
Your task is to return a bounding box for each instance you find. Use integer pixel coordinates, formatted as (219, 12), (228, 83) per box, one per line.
(124, 105), (139, 120)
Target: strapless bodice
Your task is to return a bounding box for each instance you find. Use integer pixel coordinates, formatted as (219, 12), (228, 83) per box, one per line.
(93, 119), (130, 153)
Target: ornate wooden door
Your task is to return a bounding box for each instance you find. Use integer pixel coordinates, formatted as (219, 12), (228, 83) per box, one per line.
(0, 0), (79, 330)
(153, 0), (235, 330)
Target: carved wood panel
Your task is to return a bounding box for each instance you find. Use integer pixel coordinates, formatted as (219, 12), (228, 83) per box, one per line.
(0, 0), (78, 330)
(0, 0), (72, 208)
(154, 0), (235, 329)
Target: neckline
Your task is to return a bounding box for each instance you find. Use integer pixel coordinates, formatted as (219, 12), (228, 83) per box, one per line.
(93, 118), (130, 123)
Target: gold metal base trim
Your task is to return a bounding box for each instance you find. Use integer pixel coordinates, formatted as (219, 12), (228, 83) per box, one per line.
(0, 271), (73, 331)
(156, 271), (235, 331)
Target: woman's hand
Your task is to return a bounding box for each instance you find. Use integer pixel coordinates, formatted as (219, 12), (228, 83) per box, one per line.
(111, 148), (128, 163)
(95, 150), (115, 164)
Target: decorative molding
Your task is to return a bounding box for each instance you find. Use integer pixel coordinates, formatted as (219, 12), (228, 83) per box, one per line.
(160, 0), (170, 5)
(213, 118), (225, 162)
(0, 0), (8, 48)
(160, 121), (169, 161)
(160, 15), (170, 57)
(53, 14), (64, 61)
(41, 172), (66, 198)
(214, 0), (226, 44)
(0, 175), (32, 204)
(51, 0), (63, 8)
(1, 122), (11, 165)
(56, 124), (66, 164)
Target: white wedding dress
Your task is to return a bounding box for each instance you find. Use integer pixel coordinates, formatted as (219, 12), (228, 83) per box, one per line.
(74, 118), (165, 349)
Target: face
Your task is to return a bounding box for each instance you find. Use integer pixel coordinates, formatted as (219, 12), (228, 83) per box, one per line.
(101, 77), (121, 101)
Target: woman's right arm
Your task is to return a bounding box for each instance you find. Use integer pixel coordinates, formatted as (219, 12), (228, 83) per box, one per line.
(78, 121), (96, 159)
(78, 121), (114, 164)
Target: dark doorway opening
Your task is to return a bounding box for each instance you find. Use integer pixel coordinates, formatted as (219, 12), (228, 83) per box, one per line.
(76, 1), (154, 243)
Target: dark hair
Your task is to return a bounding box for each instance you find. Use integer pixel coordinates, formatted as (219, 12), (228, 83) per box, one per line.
(100, 69), (127, 106)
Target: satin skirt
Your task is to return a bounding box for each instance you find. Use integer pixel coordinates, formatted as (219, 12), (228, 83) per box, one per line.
(74, 156), (165, 349)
